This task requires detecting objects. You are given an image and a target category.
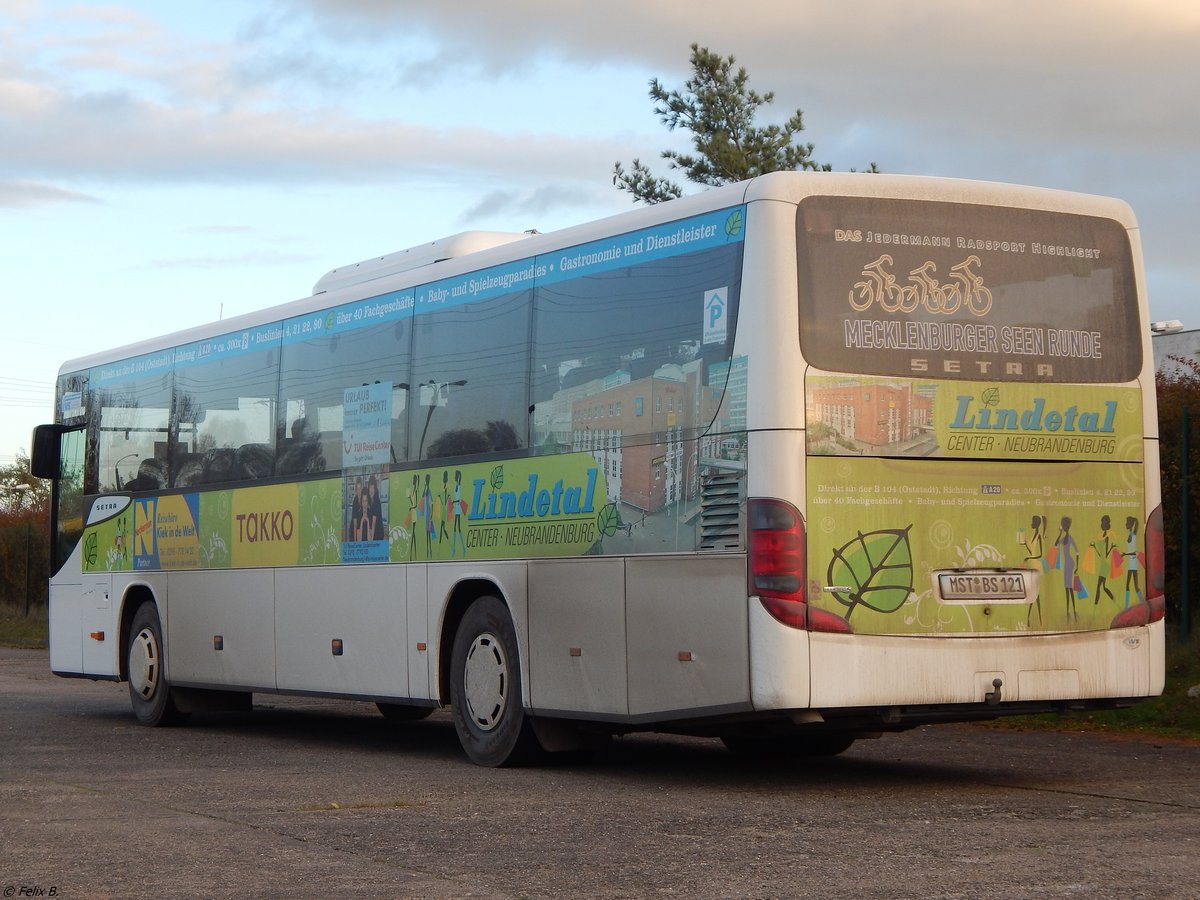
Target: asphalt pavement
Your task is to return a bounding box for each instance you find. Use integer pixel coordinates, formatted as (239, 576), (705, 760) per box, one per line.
(1, 647), (1197, 899)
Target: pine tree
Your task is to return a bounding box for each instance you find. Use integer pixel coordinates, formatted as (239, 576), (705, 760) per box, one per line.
(614, 44), (877, 204)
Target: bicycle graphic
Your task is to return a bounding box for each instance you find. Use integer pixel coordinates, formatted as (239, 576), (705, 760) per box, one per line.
(848, 254), (992, 317)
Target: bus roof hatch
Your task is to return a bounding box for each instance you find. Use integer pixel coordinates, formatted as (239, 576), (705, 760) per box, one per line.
(312, 230), (533, 295)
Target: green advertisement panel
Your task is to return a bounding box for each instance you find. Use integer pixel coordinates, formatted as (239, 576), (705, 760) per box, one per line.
(390, 454), (607, 562)
(807, 374), (1142, 462)
(807, 456), (1147, 635)
(81, 497), (133, 573)
(82, 452), (614, 573)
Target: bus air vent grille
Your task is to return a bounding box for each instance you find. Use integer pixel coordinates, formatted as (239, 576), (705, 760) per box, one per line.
(699, 472), (743, 551)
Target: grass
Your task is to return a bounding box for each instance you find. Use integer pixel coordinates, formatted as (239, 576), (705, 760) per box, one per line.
(991, 628), (1200, 742)
(1, 609), (1196, 740)
(0, 608), (48, 649)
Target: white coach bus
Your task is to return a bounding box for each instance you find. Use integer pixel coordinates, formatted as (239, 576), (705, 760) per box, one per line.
(32, 172), (1165, 765)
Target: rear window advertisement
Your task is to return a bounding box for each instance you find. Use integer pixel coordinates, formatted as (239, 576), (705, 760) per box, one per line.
(797, 197), (1141, 383)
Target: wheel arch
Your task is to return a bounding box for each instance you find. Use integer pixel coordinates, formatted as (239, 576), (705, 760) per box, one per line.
(117, 582), (161, 683)
(436, 576), (511, 704)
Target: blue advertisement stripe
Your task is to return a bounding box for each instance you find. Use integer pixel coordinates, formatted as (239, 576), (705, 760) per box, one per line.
(93, 205), (746, 387)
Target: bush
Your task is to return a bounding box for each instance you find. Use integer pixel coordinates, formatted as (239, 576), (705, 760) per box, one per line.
(1156, 357), (1200, 629)
(0, 516), (48, 614)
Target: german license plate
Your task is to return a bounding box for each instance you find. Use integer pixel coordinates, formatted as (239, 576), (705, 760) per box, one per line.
(936, 570), (1030, 603)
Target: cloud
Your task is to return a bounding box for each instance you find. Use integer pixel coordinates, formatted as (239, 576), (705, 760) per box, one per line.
(0, 180), (100, 208)
(143, 249), (315, 270)
(290, 0), (1200, 162)
(0, 3), (632, 191)
(457, 184), (614, 224)
(179, 224), (257, 235)
(1, 1), (1195, 322)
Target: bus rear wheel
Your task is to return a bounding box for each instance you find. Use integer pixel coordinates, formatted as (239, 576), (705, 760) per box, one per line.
(449, 596), (538, 767)
(127, 602), (189, 726)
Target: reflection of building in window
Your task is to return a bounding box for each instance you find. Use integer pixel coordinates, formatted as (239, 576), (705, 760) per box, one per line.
(809, 381), (933, 447)
(568, 367), (705, 514)
(533, 370), (630, 452)
(707, 355), (748, 432)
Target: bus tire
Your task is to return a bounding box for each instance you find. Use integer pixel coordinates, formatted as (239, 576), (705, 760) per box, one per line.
(449, 595), (538, 767)
(127, 602), (189, 727)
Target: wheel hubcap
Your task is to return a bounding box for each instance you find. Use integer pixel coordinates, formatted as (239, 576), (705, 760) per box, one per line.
(463, 632), (508, 731)
(129, 627), (160, 701)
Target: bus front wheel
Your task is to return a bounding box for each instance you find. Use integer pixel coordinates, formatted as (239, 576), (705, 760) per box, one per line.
(449, 596), (538, 766)
(127, 602), (189, 726)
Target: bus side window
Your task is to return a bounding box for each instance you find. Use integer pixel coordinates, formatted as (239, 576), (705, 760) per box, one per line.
(410, 291), (531, 462)
(174, 345), (279, 486)
(278, 315), (412, 473)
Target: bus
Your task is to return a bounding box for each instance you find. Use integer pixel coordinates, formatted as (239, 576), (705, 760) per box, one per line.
(31, 172), (1166, 766)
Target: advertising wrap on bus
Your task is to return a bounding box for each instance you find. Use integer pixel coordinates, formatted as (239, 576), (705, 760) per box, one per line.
(797, 194), (1148, 637)
(71, 203), (751, 578)
(804, 375), (1147, 636)
(79, 452), (612, 572)
(804, 452), (1146, 636)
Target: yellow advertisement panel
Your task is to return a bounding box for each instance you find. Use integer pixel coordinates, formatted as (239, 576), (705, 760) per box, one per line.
(229, 483), (301, 568)
(807, 456), (1146, 635)
(150, 493), (201, 570)
(807, 375), (1142, 463)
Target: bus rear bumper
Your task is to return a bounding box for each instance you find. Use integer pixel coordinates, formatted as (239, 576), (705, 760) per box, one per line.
(803, 620), (1165, 711)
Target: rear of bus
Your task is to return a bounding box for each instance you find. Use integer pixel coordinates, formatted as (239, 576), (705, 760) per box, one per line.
(749, 175), (1164, 729)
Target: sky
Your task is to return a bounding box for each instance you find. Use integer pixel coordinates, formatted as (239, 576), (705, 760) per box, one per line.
(2, 0), (1197, 466)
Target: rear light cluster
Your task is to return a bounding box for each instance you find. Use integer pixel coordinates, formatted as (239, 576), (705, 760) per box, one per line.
(748, 498), (852, 633)
(748, 499), (806, 628)
(1110, 504), (1166, 629)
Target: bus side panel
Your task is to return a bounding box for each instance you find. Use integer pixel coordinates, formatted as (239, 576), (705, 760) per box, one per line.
(48, 536), (85, 674)
(747, 597), (811, 711)
(275, 565), (408, 698)
(167, 569), (277, 690)
(406, 565), (431, 700)
(48, 583), (84, 675)
(78, 575), (116, 677)
(809, 623), (1162, 709)
(528, 557), (628, 717)
(626, 555), (750, 718)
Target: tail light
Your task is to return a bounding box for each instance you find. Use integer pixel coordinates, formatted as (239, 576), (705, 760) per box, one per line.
(749, 498), (807, 629)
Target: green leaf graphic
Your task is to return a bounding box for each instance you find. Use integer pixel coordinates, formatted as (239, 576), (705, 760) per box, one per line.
(84, 532), (98, 567)
(597, 502), (620, 538)
(489, 465), (505, 491)
(826, 525), (914, 617)
(981, 387), (1001, 408)
(724, 210), (744, 239)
